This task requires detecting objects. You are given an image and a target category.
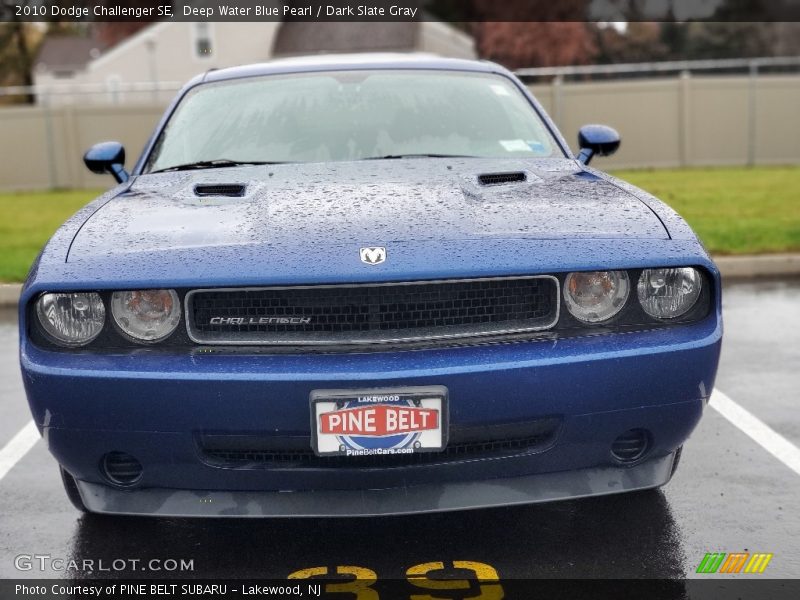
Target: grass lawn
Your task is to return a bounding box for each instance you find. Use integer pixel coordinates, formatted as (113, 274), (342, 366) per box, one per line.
(614, 166), (800, 256)
(0, 189), (101, 283)
(0, 166), (798, 282)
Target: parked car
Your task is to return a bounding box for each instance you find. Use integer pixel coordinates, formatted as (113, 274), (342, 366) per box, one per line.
(19, 54), (721, 516)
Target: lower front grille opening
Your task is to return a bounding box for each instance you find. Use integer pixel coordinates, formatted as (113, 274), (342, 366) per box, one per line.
(101, 451), (143, 486)
(610, 428), (651, 464)
(198, 418), (561, 469)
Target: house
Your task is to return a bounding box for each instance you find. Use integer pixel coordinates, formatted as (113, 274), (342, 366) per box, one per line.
(33, 20), (476, 104)
(33, 36), (106, 81)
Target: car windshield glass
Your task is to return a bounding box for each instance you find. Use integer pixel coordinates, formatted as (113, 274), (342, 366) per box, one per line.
(145, 70), (562, 172)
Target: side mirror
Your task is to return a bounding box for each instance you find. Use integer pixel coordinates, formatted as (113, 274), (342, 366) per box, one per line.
(83, 141), (129, 183)
(577, 125), (620, 165)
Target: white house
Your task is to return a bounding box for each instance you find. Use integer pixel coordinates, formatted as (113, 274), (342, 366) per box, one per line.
(33, 20), (476, 104)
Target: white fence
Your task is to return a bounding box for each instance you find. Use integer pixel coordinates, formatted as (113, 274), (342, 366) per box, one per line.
(0, 57), (799, 189)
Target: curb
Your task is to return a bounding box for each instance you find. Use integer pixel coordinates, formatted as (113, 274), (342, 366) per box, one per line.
(1, 255), (799, 308)
(0, 284), (21, 309)
(714, 254), (800, 281)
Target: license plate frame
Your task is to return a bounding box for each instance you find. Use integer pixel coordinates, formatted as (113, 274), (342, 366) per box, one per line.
(310, 386), (449, 457)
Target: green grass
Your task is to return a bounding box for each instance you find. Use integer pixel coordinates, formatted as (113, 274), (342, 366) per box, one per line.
(0, 166), (798, 282)
(0, 189), (101, 283)
(613, 166), (800, 256)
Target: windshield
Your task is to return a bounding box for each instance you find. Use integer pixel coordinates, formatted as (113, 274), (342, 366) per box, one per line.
(145, 69), (562, 172)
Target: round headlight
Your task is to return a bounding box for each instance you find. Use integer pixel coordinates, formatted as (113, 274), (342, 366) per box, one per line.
(111, 289), (181, 343)
(36, 292), (105, 347)
(637, 268), (702, 319)
(563, 271), (630, 323)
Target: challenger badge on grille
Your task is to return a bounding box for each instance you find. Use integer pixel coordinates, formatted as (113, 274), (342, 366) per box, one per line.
(209, 317), (312, 325)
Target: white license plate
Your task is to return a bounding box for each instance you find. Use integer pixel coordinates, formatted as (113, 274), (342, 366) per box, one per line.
(310, 386), (448, 457)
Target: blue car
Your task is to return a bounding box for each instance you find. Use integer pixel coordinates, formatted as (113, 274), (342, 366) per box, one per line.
(19, 55), (721, 517)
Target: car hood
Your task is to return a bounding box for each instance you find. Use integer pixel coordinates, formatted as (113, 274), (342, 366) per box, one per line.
(68, 158), (667, 263)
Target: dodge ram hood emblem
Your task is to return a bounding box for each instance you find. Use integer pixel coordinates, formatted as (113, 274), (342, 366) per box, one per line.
(360, 246), (387, 265)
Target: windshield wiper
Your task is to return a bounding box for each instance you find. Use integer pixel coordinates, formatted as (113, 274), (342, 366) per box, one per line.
(362, 153), (478, 160)
(151, 159), (285, 173)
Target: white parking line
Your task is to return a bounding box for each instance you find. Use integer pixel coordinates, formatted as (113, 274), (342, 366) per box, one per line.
(711, 389), (800, 477)
(0, 420), (39, 483)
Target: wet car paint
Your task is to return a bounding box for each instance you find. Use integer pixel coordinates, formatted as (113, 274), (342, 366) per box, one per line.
(67, 160), (668, 259)
(1, 280), (797, 578)
(18, 62), (723, 516)
(21, 158), (699, 294)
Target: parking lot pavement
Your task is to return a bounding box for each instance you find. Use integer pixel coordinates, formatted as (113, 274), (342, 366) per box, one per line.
(0, 309), (29, 444)
(1, 281), (798, 581)
(715, 281), (800, 446)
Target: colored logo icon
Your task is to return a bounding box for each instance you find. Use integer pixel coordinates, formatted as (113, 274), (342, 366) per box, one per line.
(696, 552), (773, 574)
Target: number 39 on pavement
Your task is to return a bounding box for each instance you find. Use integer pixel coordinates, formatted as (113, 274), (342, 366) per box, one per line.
(288, 561), (504, 599)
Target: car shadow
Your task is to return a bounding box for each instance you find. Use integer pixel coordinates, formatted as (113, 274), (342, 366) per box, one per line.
(66, 489), (686, 580)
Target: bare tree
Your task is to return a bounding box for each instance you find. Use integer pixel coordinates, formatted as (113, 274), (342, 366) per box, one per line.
(0, 1), (41, 103)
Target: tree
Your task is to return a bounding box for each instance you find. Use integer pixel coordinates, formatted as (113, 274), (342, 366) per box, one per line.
(592, 22), (669, 65)
(475, 22), (597, 69)
(658, 1), (789, 60)
(0, 1), (42, 104)
(682, 22), (777, 60)
(425, 0), (597, 68)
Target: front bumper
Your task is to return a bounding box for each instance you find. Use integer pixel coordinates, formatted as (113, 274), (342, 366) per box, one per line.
(22, 314), (720, 516)
(75, 452), (678, 517)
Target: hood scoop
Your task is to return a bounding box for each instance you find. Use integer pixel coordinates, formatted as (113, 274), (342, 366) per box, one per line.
(193, 183), (246, 197)
(478, 172), (527, 186)
(461, 169), (541, 204)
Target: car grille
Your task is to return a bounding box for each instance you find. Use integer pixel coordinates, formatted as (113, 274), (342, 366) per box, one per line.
(198, 418), (560, 469)
(186, 276), (559, 347)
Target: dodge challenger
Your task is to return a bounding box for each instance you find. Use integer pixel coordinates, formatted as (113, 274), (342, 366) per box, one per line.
(19, 54), (722, 516)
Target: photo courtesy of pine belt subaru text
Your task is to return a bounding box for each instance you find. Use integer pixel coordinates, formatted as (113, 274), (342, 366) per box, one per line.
(19, 54), (722, 517)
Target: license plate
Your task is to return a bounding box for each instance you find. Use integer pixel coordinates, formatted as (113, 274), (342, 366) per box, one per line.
(310, 386), (448, 457)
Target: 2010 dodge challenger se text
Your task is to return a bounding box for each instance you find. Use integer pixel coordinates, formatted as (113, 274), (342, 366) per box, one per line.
(19, 55), (721, 517)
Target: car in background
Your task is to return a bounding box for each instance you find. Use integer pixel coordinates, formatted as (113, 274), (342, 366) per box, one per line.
(19, 54), (721, 516)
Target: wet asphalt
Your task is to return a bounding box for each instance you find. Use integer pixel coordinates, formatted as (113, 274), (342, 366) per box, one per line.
(0, 280), (798, 581)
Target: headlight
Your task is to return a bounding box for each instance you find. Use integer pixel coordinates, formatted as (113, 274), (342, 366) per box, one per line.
(36, 292), (105, 346)
(637, 267), (702, 319)
(111, 289), (181, 343)
(563, 271), (630, 323)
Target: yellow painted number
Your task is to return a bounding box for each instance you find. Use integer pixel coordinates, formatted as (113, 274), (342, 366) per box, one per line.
(288, 565), (379, 599)
(288, 562), (502, 599)
(406, 561), (504, 600)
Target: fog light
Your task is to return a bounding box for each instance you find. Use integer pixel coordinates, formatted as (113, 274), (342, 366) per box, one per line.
(101, 451), (143, 486)
(610, 429), (650, 463)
